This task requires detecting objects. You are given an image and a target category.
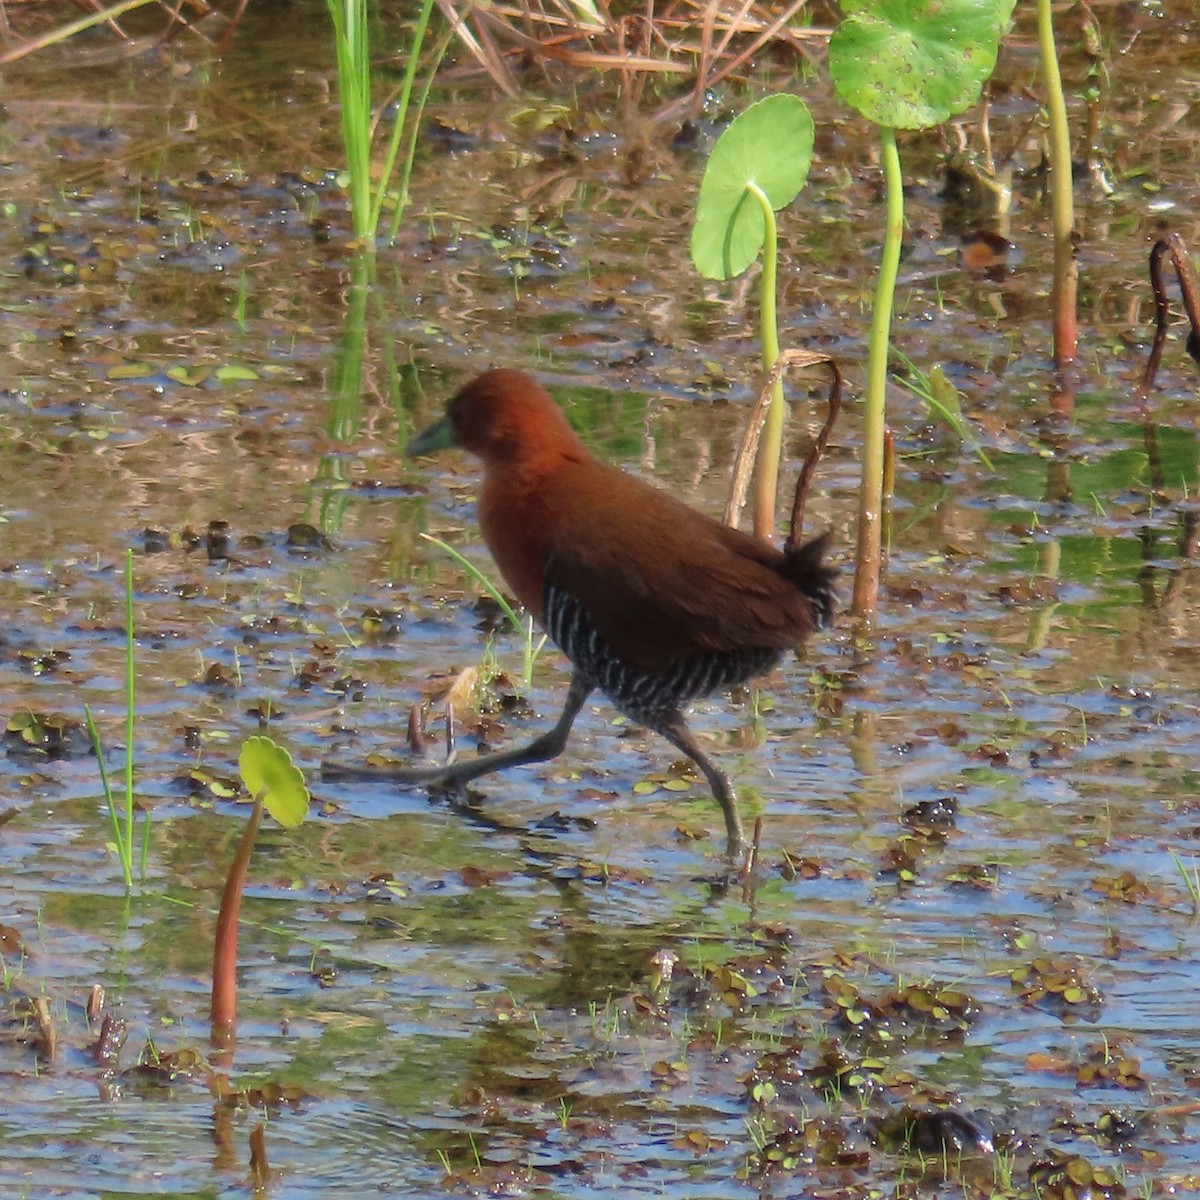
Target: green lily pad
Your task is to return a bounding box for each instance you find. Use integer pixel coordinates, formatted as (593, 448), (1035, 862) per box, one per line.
(106, 362), (157, 380)
(215, 364), (260, 382)
(166, 365), (213, 386)
(829, 0), (1015, 130)
(238, 735), (309, 828)
(691, 94), (814, 280)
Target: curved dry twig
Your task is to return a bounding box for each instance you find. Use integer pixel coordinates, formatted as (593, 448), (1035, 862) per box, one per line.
(723, 348), (842, 553)
(1134, 231), (1200, 405)
(785, 359), (842, 554)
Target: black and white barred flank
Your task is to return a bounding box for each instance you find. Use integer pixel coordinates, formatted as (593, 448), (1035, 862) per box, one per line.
(543, 582), (783, 728)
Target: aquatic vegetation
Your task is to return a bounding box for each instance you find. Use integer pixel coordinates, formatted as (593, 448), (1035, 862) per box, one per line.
(211, 736), (310, 1045)
(326, 0), (446, 245)
(828, 0), (1013, 617)
(5, 9), (1200, 1198)
(82, 549), (147, 892)
(691, 93), (815, 538)
(1036, 0), (1079, 389)
(419, 532), (547, 687)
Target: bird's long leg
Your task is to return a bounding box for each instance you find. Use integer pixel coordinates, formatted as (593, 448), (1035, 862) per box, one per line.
(324, 671), (595, 791)
(656, 711), (745, 853)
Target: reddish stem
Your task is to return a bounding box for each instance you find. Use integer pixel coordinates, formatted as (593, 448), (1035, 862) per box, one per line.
(1051, 242), (1078, 377)
(210, 797), (263, 1046)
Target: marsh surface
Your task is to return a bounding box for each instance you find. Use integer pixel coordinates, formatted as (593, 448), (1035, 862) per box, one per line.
(4, 4), (1200, 1197)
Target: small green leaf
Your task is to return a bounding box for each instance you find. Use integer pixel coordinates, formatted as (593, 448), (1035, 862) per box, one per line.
(925, 363), (972, 441)
(107, 362), (157, 380)
(928, 365), (963, 420)
(166, 365), (213, 386)
(215, 364), (260, 382)
(238, 735), (309, 828)
(691, 94), (814, 280)
(829, 0), (1014, 130)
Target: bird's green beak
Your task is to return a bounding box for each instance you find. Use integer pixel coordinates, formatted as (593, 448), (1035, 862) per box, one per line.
(405, 415), (456, 457)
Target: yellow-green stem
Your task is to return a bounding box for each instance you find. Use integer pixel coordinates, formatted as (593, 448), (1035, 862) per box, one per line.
(852, 127), (904, 619)
(1037, 0), (1077, 374)
(1027, 539), (1062, 652)
(745, 181), (783, 540)
(84, 703), (130, 890)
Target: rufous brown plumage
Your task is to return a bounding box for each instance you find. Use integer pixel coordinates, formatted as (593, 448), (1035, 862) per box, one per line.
(397, 368), (836, 849)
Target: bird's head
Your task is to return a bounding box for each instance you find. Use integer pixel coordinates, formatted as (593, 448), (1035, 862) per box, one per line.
(407, 369), (581, 469)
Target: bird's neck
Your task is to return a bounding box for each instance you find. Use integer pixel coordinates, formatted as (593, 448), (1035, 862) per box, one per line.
(484, 439), (587, 490)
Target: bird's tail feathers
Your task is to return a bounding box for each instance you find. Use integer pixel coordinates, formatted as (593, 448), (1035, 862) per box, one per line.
(783, 531), (838, 628)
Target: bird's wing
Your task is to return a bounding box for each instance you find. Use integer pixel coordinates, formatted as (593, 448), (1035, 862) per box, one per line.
(541, 462), (820, 673)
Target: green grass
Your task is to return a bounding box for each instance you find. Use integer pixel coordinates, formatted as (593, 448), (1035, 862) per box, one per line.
(419, 532), (548, 686)
(1170, 848), (1200, 909)
(326, 0), (444, 245)
(83, 548), (147, 891)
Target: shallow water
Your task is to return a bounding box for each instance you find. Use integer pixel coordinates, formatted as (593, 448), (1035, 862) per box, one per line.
(4, 2), (1200, 1197)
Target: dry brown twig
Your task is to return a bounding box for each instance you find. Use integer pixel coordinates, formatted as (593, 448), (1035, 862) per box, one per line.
(1134, 231), (1200, 406)
(0, 0), (242, 63)
(723, 348), (842, 549)
(437, 0), (829, 120)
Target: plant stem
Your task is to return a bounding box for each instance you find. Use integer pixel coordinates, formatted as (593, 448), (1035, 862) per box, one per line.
(852, 126), (904, 619)
(420, 533), (546, 684)
(211, 796), (264, 1046)
(389, 20), (455, 241)
(328, 251), (373, 441)
(1037, 0), (1078, 383)
(327, 0), (373, 245)
(123, 548), (136, 881)
(84, 704), (131, 890)
(370, 0), (437, 236)
(744, 181), (783, 540)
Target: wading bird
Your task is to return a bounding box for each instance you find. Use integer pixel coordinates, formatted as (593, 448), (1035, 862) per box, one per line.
(390, 369), (835, 850)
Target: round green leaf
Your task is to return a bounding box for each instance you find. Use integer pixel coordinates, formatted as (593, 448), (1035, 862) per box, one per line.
(238, 735), (309, 829)
(830, 0), (1014, 130)
(691, 94), (814, 281)
(215, 364), (260, 382)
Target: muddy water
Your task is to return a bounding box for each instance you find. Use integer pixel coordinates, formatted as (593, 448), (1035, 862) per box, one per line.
(3, 3), (1200, 1197)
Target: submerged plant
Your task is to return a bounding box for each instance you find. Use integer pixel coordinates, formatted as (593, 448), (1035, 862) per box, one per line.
(1170, 848), (1200, 911)
(891, 349), (994, 470)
